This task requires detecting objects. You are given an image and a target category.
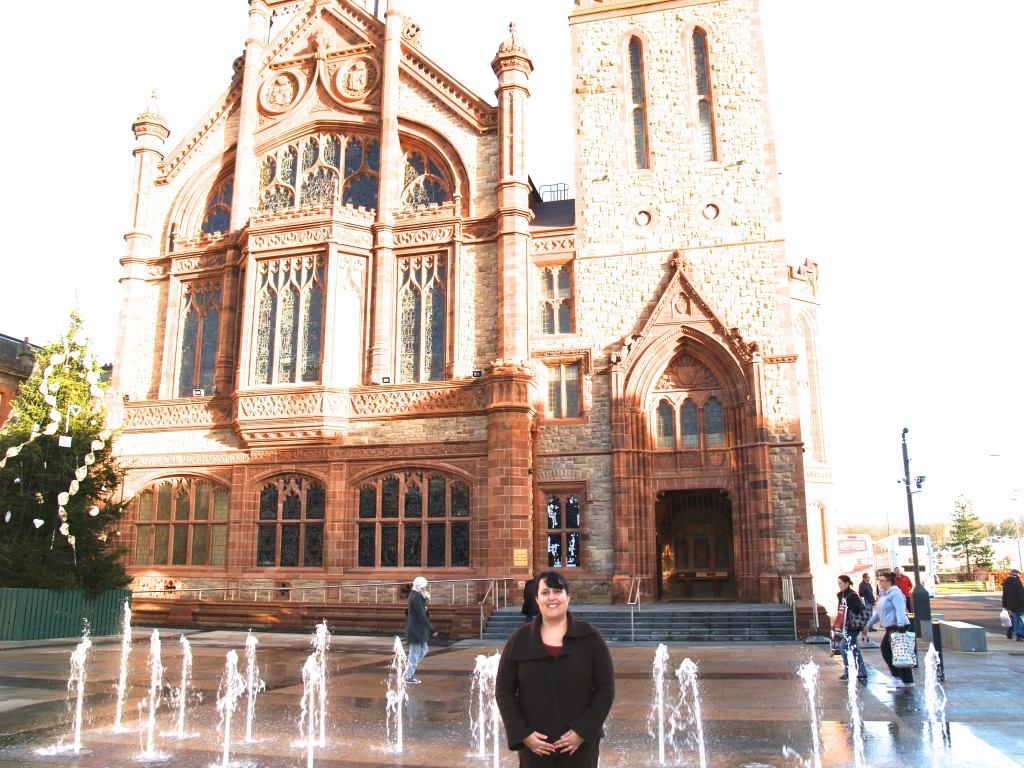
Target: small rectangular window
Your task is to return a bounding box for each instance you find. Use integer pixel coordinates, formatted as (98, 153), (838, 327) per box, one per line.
(545, 361), (582, 419)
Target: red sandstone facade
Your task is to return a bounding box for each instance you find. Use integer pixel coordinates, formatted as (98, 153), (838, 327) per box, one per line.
(110, 0), (834, 603)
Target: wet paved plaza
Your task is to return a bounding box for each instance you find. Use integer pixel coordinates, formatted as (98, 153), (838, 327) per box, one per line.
(0, 626), (1021, 767)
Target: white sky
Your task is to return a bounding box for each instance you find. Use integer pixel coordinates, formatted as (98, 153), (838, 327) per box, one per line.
(1, 1), (1021, 528)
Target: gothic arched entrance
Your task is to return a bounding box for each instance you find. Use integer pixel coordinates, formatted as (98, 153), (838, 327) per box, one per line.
(655, 489), (735, 600)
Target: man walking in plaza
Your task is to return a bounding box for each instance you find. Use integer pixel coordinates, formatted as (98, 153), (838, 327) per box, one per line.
(1002, 568), (1024, 641)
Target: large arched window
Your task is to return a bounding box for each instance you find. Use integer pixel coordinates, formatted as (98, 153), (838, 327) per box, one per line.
(401, 148), (452, 208)
(133, 479), (229, 566)
(177, 280), (221, 397)
(253, 256), (325, 385)
(680, 400), (699, 448)
(627, 37), (650, 170)
(690, 28), (717, 162)
(357, 472), (470, 568)
(258, 132), (381, 212)
(200, 178), (233, 235)
(398, 255), (447, 383)
(256, 477), (326, 568)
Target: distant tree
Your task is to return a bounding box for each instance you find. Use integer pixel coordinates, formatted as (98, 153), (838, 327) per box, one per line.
(0, 313), (129, 593)
(947, 496), (994, 574)
(992, 519), (1021, 538)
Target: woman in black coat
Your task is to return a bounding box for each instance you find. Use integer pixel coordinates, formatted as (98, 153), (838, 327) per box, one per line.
(495, 572), (615, 767)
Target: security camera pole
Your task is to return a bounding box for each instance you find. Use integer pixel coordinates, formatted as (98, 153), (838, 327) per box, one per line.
(901, 428), (931, 636)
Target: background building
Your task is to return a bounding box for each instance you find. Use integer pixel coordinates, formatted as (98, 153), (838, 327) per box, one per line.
(109, 0), (833, 603)
(0, 334), (37, 426)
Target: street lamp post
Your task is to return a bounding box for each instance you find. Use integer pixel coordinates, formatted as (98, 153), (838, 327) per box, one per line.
(901, 428), (930, 636)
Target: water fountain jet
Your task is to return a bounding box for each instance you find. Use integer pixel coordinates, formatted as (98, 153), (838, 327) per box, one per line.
(243, 632), (265, 743)
(67, 621), (92, 753)
(385, 636), (409, 753)
(216, 649), (247, 768)
(646, 643), (671, 765)
(312, 621), (330, 747)
(174, 634), (193, 738)
(141, 628), (163, 757)
(469, 652), (501, 766)
(113, 600), (132, 731)
(669, 657), (707, 768)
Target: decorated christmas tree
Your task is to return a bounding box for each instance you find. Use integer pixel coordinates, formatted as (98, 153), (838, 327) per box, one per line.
(0, 312), (130, 592)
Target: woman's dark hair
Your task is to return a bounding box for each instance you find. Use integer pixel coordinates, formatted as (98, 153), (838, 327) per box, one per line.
(536, 571), (569, 593)
(879, 571), (895, 583)
(838, 574), (853, 586)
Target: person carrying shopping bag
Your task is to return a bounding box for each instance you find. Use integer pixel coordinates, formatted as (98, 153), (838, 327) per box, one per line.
(861, 571), (914, 689)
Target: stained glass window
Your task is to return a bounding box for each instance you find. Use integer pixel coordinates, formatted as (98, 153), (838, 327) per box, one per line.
(356, 473), (470, 568)
(398, 256), (447, 383)
(680, 400), (700, 448)
(258, 133), (381, 213)
(255, 477), (326, 568)
(177, 282), (221, 397)
(691, 29), (717, 162)
(253, 258), (325, 386)
(706, 397), (725, 446)
(401, 149), (451, 207)
(546, 494), (583, 568)
(627, 38), (649, 170)
(200, 178), (233, 235)
(133, 481), (228, 567)
(656, 400), (675, 449)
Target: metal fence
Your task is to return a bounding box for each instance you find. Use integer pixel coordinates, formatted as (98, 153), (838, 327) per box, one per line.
(0, 588), (131, 641)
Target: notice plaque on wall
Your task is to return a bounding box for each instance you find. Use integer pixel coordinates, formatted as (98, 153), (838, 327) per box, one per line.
(513, 548), (529, 567)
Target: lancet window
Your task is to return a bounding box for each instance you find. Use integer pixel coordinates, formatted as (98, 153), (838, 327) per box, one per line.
(177, 281), (221, 397)
(690, 29), (717, 162)
(357, 473), (470, 568)
(200, 178), (233, 235)
(258, 132), (381, 212)
(397, 255), (447, 383)
(257, 477), (326, 568)
(253, 257), (324, 385)
(627, 37), (650, 170)
(545, 493), (583, 568)
(538, 263), (573, 335)
(133, 479), (229, 567)
(401, 148), (452, 208)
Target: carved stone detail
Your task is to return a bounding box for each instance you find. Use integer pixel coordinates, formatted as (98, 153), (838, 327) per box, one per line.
(350, 385), (485, 416)
(393, 226), (454, 246)
(333, 56), (379, 101)
(656, 353), (721, 391)
(124, 401), (233, 430)
(531, 235), (575, 254)
(260, 70), (304, 114)
(251, 227), (331, 250)
(171, 253), (227, 274)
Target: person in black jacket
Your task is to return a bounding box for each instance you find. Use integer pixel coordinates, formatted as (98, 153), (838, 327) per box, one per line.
(1002, 568), (1024, 641)
(521, 574), (540, 622)
(496, 571), (614, 767)
(404, 576), (437, 685)
(858, 573), (877, 632)
(837, 575), (868, 681)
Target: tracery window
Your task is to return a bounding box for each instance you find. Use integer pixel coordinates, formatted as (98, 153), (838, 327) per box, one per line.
(357, 473), (470, 568)
(627, 37), (650, 170)
(256, 477), (326, 568)
(538, 263), (573, 334)
(258, 132), (381, 212)
(545, 361), (581, 419)
(133, 479), (229, 567)
(651, 396), (728, 450)
(401, 148), (452, 208)
(397, 255), (447, 383)
(655, 400), (675, 449)
(691, 29), (717, 162)
(177, 281), (221, 397)
(253, 256), (325, 385)
(200, 178), (233, 235)
(545, 494), (582, 568)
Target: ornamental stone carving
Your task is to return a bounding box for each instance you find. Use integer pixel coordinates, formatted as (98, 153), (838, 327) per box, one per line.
(393, 226), (453, 246)
(350, 385), (485, 416)
(251, 227), (331, 250)
(123, 401), (233, 431)
(171, 253), (227, 274)
(333, 57), (378, 101)
(261, 71), (304, 114)
(655, 353), (721, 391)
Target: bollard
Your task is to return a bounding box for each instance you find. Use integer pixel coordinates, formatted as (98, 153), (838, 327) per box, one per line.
(931, 618), (945, 682)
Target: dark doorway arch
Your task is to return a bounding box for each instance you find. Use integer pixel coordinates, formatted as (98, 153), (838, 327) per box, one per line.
(655, 489), (735, 600)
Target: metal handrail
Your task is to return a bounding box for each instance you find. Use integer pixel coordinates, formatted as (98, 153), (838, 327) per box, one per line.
(132, 577), (512, 606)
(627, 575), (644, 642)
